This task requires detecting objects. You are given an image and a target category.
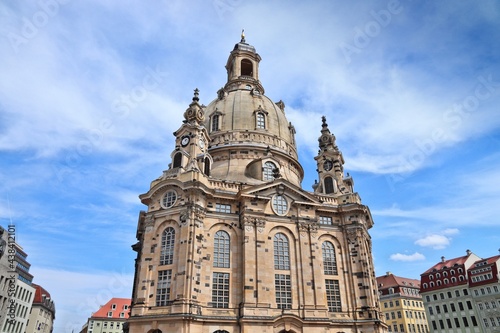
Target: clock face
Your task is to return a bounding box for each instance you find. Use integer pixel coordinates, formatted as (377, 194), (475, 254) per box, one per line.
(199, 139), (205, 149)
(323, 160), (333, 171)
(181, 136), (190, 147)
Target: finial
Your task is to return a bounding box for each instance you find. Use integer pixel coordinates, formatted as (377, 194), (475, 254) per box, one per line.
(193, 88), (199, 102)
(322, 116), (328, 128)
(241, 29), (245, 43)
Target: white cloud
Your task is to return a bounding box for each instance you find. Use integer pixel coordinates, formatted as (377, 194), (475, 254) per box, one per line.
(390, 252), (425, 262)
(443, 228), (459, 235)
(415, 234), (450, 250)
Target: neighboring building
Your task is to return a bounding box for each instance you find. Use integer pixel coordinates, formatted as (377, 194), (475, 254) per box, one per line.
(0, 242), (35, 333)
(420, 250), (482, 332)
(468, 254), (500, 332)
(127, 34), (385, 333)
(85, 298), (130, 333)
(0, 225), (13, 323)
(25, 283), (56, 333)
(377, 272), (428, 333)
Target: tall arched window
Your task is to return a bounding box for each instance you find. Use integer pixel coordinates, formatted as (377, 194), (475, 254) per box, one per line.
(263, 161), (276, 181)
(324, 177), (335, 194)
(256, 112), (265, 129)
(274, 233), (290, 270)
(322, 241), (338, 275)
(204, 157), (211, 176)
(173, 152), (182, 168)
(323, 240), (341, 312)
(160, 227), (175, 265)
(211, 114), (219, 132)
(274, 232), (292, 309)
(213, 231), (230, 268)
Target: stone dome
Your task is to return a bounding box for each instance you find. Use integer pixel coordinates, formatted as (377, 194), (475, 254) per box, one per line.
(202, 38), (303, 186)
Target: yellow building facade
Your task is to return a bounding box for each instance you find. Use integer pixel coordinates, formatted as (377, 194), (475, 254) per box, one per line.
(126, 35), (386, 333)
(377, 272), (428, 333)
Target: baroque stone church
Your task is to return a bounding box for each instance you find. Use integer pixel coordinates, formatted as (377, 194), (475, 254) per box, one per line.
(126, 35), (385, 333)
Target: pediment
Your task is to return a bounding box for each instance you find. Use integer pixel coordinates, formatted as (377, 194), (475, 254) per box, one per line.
(240, 179), (321, 206)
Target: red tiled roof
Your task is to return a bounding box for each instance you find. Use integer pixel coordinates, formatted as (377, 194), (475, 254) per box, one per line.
(422, 255), (468, 274)
(92, 298), (131, 319)
(474, 255), (500, 265)
(32, 283), (51, 304)
(377, 273), (421, 289)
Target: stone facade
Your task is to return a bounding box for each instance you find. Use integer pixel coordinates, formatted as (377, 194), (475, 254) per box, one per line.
(127, 35), (385, 333)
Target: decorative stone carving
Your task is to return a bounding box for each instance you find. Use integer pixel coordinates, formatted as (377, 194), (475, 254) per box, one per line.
(347, 229), (358, 245)
(179, 210), (188, 225)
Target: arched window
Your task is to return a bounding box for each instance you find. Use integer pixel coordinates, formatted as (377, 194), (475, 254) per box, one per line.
(430, 282), (435, 287)
(256, 112), (265, 129)
(211, 114), (219, 132)
(274, 233), (290, 270)
(241, 59), (253, 76)
(451, 277), (457, 283)
(459, 275), (465, 281)
(436, 273), (441, 278)
(213, 231), (230, 268)
(429, 274), (434, 280)
(160, 227), (175, 265)
(274, 233), (292, 309)
(437, 280), (442, 286)
(322, 241), (338, 275)
(324, 177), (335, 194)
(204, 157), (211, 176)
(263, 161), (276, 181)
(423, 283), (428, 289)
(173, 152), (182, 168)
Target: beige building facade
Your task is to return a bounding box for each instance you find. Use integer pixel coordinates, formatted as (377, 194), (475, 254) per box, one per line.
(377, 272), (428, 333)
(127, 35), (385, 333)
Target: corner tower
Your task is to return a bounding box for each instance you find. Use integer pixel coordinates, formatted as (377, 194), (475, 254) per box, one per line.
(127, 36), (385, 333)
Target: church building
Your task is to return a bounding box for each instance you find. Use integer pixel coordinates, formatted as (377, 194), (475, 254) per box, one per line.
(126, 34), (385, 333)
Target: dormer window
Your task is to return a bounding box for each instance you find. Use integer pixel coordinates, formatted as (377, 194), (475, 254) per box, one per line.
(241, 59), (253, 76)
(256, 112), (265, 129)
(212, 114), (219, 132)
(263, 161), (276, 181)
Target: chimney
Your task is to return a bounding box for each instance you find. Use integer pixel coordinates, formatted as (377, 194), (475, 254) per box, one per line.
(466, 249), (471, 256)
(441, 256), (445, 263)
(386, 271), (392, 276)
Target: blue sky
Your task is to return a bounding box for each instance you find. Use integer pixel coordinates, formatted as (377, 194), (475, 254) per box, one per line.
(1, 1), (499, 331)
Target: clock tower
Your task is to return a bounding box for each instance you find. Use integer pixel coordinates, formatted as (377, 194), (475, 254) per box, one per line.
(127, 36), (385, 333)
(313, 116), (354, 195)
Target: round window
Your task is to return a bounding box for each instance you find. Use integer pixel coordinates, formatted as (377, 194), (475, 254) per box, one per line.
(272, 195), (288, 215)
(162, 190), (177, 208)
